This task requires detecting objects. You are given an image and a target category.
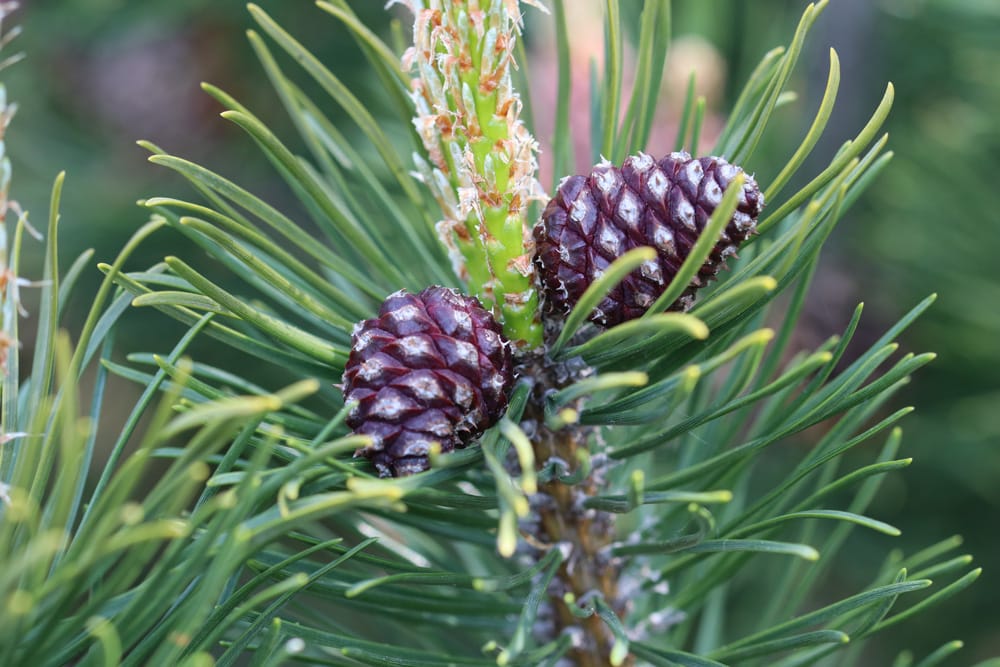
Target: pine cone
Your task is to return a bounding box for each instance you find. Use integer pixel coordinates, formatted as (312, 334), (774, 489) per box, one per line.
(534, 151), (764, 328)
(342, 286), (514, 477)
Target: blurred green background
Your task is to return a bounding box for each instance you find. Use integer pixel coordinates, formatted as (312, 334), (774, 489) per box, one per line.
(6, 0), (998, 661)
(662, 0), (1000, 662)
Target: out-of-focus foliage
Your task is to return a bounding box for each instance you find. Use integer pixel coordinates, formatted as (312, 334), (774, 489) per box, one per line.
(6, 1), (390, 328)
(853, 3), (1000, 661)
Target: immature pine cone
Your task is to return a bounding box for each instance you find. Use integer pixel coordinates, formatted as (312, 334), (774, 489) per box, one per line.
(534, 152), (764, 327)
(342, 286), (514, 477)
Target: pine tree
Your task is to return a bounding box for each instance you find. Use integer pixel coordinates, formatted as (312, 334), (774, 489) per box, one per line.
(0, 1), (991, 666)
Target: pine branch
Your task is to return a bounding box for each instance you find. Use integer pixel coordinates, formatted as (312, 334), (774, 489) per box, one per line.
(0, 1), (992, 665)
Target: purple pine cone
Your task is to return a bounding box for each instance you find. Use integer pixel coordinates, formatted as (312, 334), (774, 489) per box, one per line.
(342, 286), (514, 477)
(534, 152), (764, 328)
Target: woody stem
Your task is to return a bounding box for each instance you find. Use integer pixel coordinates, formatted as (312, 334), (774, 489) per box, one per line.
(528, 404), (631, 667)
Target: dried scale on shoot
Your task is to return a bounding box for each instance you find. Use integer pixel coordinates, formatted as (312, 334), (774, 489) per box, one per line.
(400, 0), (547, 346)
